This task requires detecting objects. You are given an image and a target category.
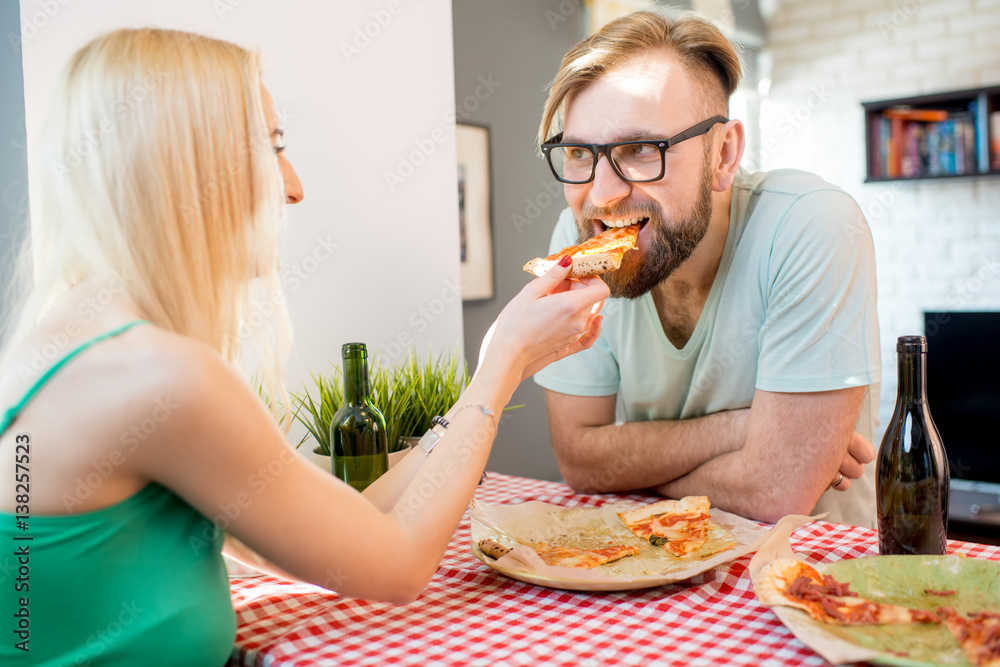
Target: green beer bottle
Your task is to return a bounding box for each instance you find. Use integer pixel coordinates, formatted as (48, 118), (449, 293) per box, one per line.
(330, 342), (388, 491)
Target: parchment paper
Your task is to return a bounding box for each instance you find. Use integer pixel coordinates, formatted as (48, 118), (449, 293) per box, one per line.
(748, 515), (1000, 666)
(470, 499), (772, 591)
(748, 513), (882, 665)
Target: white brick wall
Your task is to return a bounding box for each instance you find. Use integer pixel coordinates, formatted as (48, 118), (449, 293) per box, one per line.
(760, 0), (1000, 441)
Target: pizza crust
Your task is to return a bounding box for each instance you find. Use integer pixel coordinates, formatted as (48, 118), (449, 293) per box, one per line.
(478, 539), (511, 560)
(523, 251), (626, 278)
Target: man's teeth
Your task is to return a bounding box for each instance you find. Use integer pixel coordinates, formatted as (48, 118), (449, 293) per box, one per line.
(602, 217), (645, 228)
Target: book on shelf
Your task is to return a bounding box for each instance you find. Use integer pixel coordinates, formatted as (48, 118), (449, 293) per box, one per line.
(870, 104), (986, 179)
(991, 111), (1000, 171)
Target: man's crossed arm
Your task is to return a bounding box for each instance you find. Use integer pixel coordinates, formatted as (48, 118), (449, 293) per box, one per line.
(544, 386), (873, 523)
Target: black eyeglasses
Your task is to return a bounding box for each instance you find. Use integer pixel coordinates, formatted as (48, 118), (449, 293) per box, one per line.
(540, 116), (728, 184)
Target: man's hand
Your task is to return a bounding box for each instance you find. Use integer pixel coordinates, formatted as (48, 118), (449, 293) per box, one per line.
(654, 387), (868, 522)
(829, 431), (876, 492)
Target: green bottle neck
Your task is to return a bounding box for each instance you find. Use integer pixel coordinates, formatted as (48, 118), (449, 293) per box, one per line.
(896, 352), (928, 406)
(343, 353), (371, 405)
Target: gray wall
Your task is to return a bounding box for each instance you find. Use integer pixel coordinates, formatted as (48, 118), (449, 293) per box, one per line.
(453, 0), (585, 481)
(1, 0), (29, 345)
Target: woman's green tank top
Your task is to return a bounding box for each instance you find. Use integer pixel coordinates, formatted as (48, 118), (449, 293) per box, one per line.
(0, 321), (235, 666)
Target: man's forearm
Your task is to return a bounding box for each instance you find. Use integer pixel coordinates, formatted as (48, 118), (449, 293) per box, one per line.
(559, 409), (748, 492)
(654, 450), (787, 522)
(655, 443), (836, 523)
(655, 388), (866, 523)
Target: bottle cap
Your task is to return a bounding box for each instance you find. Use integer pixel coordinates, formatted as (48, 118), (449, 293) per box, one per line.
(342, 342), (368, 357)
(896, 335), (927, 354)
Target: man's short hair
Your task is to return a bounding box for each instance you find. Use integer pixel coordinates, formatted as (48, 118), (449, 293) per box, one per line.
(538, 10), (743, 145)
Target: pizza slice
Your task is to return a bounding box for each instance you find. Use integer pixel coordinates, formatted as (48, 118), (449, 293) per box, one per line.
(617, 496), (714, 557)
(755, 558), (942, 626)
(939, 607), (1000, 667)
(530, 542), (641, 569)
(523, 224), (638, 278)
(476, 538), (641, 570)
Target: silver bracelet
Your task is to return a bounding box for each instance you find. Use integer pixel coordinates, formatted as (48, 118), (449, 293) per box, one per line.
(453, 404), (498, 432)
(417, 421), (449, 455)
(416, 404), (496, 485)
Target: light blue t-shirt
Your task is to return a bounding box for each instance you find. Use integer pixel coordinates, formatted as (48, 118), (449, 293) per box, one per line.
(534, 167), (881, 527)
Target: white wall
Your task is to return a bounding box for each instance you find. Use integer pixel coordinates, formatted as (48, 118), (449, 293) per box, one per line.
(18, 0), (464, 442)
(757, 0), (1000, 438)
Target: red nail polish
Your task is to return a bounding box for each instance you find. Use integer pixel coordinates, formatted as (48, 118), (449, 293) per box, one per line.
(559, 255), (572, 267)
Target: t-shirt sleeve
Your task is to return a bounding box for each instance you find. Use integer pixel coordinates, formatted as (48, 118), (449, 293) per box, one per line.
(532, 207), (621, 397)
(755, 189), (881, 392)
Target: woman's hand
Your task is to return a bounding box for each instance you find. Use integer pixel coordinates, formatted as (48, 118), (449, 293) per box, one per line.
(478, 257), (610, 387)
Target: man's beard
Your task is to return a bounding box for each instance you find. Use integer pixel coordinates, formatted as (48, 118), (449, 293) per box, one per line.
(577, 165), (714, 300)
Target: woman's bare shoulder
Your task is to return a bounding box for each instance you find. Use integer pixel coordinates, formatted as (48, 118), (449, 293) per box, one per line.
(96, 325), (253, 424)
(0, 323), (257, 512)
(1, 322), (246, 448)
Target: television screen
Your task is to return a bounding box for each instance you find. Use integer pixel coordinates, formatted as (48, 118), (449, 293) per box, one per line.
(923, 312), (1000, 485)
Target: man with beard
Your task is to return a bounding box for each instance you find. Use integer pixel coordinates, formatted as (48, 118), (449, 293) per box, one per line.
(532, 11), (881, 527)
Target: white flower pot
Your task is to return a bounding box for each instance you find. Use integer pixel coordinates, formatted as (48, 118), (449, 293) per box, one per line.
(305, 447), (332, 473)
(388, 437), (417, 469)
(303, 440), (414, 475)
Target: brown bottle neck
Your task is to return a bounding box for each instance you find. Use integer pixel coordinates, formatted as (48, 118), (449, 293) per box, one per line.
(896, 352), (928, 405)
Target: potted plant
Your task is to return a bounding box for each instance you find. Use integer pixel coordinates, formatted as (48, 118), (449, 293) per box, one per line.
(293, 347), (471, 473)
(391, 348), (469, 446)
(291, 367), (345, 471)
(370, 359), (420, 467)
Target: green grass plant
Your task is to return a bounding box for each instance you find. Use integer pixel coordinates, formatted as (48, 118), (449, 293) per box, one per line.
(292, 367), (345, 456)
(292, 347), (472, 456)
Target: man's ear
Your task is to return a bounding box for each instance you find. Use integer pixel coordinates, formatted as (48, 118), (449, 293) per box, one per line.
(712, 119), (745, 192)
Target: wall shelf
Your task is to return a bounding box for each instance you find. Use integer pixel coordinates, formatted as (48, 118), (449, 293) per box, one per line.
(862, 85), (1000, 183)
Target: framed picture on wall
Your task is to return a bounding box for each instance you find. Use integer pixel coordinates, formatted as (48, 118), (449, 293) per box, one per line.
(456, 123), (494, 301)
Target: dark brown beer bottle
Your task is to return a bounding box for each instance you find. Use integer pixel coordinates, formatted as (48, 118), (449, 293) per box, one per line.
(876, 336), (950, 555)
(330, 343), (388, 492)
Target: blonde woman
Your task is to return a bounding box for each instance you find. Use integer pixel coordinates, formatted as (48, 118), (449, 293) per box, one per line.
(0, 29), (609, 666)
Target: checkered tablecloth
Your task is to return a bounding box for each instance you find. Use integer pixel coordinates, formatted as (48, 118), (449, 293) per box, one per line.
(227, 473), (1000, 667)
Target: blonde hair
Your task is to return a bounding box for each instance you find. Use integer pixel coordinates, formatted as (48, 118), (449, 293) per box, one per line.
(4, 28), (291, 428)
(538, 10), (743, 145)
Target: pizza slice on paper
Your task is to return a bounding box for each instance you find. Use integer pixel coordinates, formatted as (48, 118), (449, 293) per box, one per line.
(617, 496), (714, 558)
(530, 542), (642, 569)
(477, 538), (641, 570)
(755, 558), (942, 626)
(523, 224), (638, 279)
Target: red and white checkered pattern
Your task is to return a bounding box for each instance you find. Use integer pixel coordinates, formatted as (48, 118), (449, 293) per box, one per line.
(227, 474), (1000, 667)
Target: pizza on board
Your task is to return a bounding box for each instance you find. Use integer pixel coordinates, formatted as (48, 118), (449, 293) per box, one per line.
(617, 496), (715, 558)
(523, 224), (638, 279)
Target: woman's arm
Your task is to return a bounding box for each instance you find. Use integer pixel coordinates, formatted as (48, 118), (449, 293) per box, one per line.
(222, 533), (305, 582)
(361, 262), (609, 514)
(131, 261), (608, 604)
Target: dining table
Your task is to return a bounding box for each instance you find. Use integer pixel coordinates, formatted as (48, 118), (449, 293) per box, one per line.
(226, 473), (1000, 667)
